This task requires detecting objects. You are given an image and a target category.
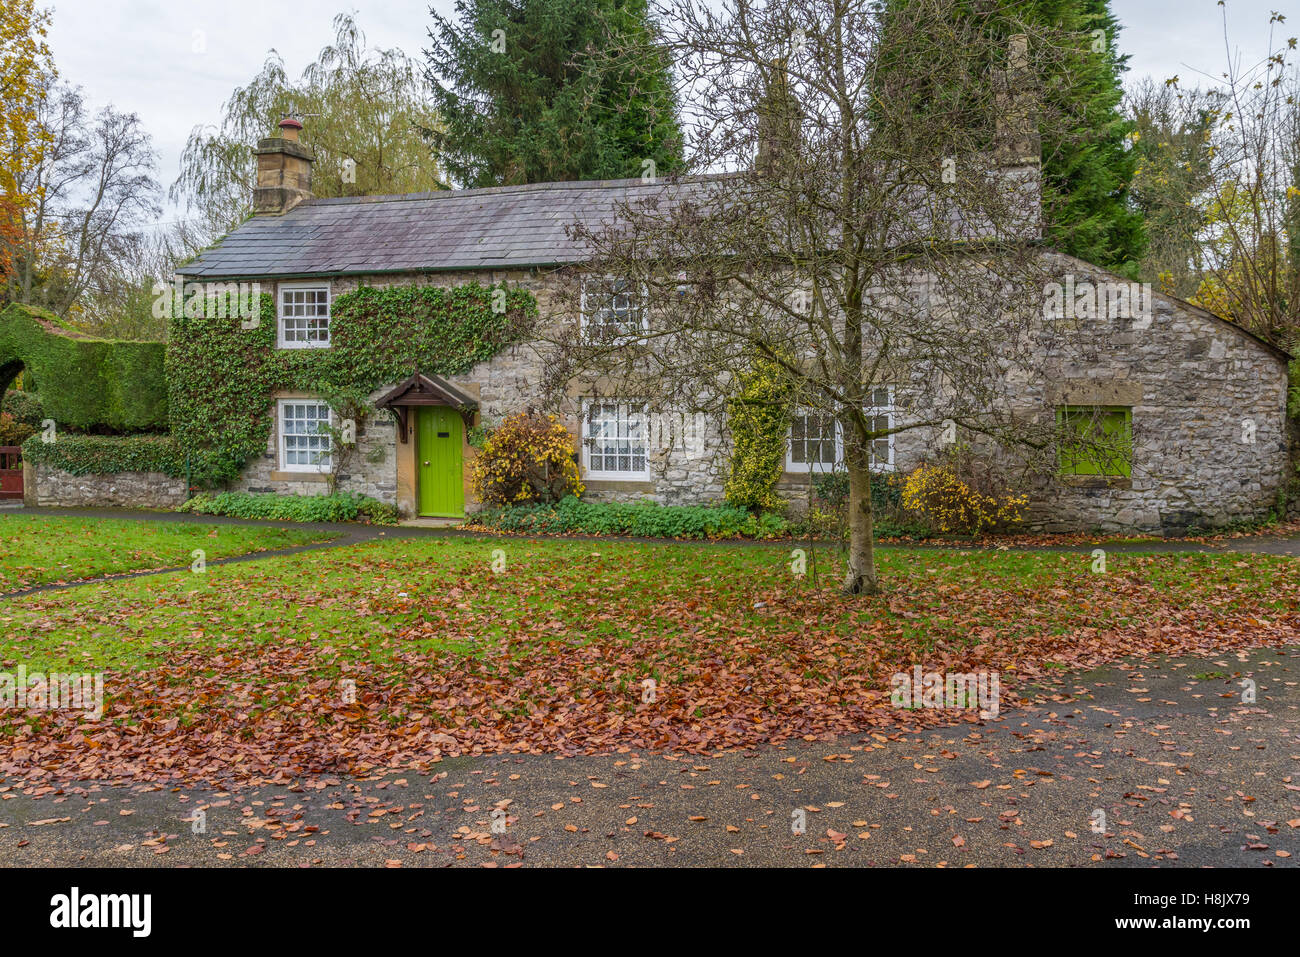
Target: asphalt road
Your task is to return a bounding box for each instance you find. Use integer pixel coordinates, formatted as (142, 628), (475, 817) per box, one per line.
(3, 643), (1298, 868)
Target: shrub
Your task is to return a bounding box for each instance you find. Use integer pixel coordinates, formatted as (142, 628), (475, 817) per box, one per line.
(22, 433), (188, 476)
(724, 357), (793, 511)
(467, 496), (789, 539)
(811, 471), (904, 512)
(0, 412), (35, 446)
(901, 456), (1028, 535)
(805, 470), (928, 537)
(1, 389), (43, 427)
(469, 410), (583, 505)
(178, 491), (399, 525)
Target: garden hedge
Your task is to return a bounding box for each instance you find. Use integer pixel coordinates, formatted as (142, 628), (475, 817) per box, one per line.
(466, 496), (791, 539)
(0, 302), (168, 432)
(21, 433), (189, 477)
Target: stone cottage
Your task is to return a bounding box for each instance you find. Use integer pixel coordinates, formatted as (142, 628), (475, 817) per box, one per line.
(160, 117), (1291, 533)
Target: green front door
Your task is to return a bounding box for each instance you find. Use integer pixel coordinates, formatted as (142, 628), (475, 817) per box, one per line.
(416, 406), (465, 517)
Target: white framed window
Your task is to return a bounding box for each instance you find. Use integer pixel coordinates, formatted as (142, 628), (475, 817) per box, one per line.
(785, 387), (895, 473)
(786, 410), (841, 473)
(278, 399), (333, 472)
(865, 386), (895, 471)
(580, 277), (646, 340)
(277, 282), (331, 348)
(582, 399), (650, 480)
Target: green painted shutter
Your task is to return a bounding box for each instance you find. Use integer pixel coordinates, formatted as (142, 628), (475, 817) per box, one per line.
(1057, 406), (1132, 477)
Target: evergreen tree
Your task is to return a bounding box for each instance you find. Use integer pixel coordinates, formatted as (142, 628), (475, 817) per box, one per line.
(424, 0), (684, 188)
(1023, 0), (1146, 278)
(881, 0), (1145, 276)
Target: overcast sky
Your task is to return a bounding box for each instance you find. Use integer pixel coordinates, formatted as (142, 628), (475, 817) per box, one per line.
(40, 0), (1289, 228)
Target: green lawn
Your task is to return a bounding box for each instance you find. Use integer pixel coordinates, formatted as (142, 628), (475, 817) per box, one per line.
(1, 526), (1296, 782)
(0, 513), (340, 592)
(2, 534), (1295, 673)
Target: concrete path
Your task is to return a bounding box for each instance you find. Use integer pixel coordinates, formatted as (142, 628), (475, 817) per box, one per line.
(3, 643), (1297, 868)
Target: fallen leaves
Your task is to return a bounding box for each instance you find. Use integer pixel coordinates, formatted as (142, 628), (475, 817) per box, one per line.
(3, 551), (1299, 791)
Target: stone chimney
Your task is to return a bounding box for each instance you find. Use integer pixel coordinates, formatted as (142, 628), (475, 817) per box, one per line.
(993, 34), (1040, 168)
(755, 59), (800, 177)
(254, 116), (314, 215)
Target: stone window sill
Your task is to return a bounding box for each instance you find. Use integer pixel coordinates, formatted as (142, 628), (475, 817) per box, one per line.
(1056, 475), (1132, 490)
(269, 470), (330, 483)
(583, 479), (656, 493)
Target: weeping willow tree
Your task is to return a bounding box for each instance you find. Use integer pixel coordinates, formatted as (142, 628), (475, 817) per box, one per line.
(171, 13), (445, 241)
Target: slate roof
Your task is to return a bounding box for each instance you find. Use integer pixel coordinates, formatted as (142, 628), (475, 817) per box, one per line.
(177, 177), (710, 279)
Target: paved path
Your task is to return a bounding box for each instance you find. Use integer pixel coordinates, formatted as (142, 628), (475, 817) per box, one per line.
(3, 644), (1297, 867)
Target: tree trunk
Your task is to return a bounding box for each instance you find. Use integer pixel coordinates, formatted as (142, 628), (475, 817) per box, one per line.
(842, 433), (880, 595)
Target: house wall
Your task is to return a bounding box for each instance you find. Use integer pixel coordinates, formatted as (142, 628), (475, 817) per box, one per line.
(229, 270), (726, 517)
(1013, 258), (1290, 533)
(225, 263), (1291, 533)
(761, 259), (1292, 534)
(231, 386), (400, 504)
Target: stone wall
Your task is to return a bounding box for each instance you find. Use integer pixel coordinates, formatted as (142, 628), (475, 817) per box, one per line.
(1013, 256), (1290, 533)
(227, 262), (1292, 531)
(230, 385), (399, 504)
(24, 462), (188, 509)
(868, 255), (1290, 534)
(760, 255), (1292, 533)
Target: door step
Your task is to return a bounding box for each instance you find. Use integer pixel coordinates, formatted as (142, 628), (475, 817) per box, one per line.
(402, 516), (464, 528)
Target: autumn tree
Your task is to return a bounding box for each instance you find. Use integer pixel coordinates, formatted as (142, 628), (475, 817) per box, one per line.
(424, 0), (684, 187)
(4, 81), (161, 322)
(173, 13), (444, 239)
(0, 0), (54, 292)
(545, 0), (1091, 594)
(1179, 11), (1300, 350)
(1125, 78), (1223, 299)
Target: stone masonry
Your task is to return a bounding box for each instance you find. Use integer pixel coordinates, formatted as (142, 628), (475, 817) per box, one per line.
(210, 261), (1291, 532)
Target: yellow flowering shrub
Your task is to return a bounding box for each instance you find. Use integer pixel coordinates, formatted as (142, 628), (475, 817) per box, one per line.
(901, 461), (1028, 535)
(469, 411), (584, 506)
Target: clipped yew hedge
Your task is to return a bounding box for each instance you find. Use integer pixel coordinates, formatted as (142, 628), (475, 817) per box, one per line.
(0, 302), (168, 432)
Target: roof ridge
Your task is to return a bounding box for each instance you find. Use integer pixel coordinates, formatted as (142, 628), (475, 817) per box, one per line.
(304, 173), (728, 207)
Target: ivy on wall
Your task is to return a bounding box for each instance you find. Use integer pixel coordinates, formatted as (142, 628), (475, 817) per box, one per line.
(166, 282), (537, 484)
(22, 433), (188, 477)
(0, 303), (168, 432)
(723, 356), (794, 512)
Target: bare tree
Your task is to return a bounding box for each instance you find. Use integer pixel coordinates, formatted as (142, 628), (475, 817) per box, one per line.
(77, 219), (209, 339)
(543, 0), (1095, 595)
(4, 81), (160, 319)
(1177, 10), (1300, 349)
